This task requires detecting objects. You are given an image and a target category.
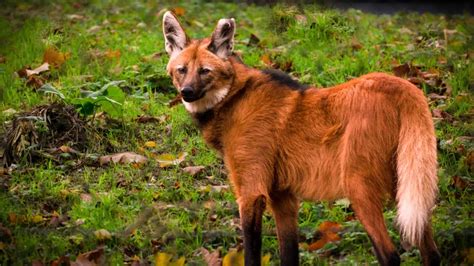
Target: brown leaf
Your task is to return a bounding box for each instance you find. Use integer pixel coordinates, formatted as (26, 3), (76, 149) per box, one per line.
(71, 246), (105, 266)
(99, 152), (148, 166)
(306, 221), (342, 251)
(466, 151), (474, 172)
(451, 176), (471, 190)
(43, 47), (69, 67)
(136, 115), (167, 124)
(50, 256), (70, 266)
(0, 55), (5, 64)
(261, 54), (272, 66)
(247, 33), (260, 47)
(169, 94), (183, 107)
(26, 75), (45, 89)
(171, 7), (186, 16)
(392, 63), (420, 78)
(105, 49), (121, 59)
(182, 166), (205, 176)
(351, 37), (363, 50)
(200, 247), (222, 266)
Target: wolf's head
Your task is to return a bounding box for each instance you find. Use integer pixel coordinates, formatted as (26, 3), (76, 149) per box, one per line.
(162, 12), (236, 113)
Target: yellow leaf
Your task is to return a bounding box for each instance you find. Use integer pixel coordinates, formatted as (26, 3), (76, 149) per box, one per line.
(222, 249), (244, 266)
(155, 252), (172, 265)
(0, 242), (6, 250)
(156, 152), (187, 168)
(262, 254), (271, 266)
(31, 215), (43, 223)
(144, 141), (157, 148)
(155, 252), (184, 266)
(43, 47), (69, 67)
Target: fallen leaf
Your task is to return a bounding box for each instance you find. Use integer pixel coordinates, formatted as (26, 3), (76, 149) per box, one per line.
(200, 248), (221, 266)
(94, 229), (112, 240)
(222, 249), (244, 266)
(31, 214), (44, 223)
(87, 25), (101, 34)
(171, 7), (186, 16)
(306, 221), (342, 251)
(99, 152), (148, 166)
(67, 14), (85, 21)
(0, 55), (5, 64)
(2, 108), (17, 117)
(351, 37), (363, 50)
(71, 246), (105, 266)
(451, 176), (471, 190)
(144, 141), (157, 148)
(247, 33), (260, 47)
(168, 94), (183, 107)
(154, 252), (185, 266)
(156, 152), (187, 168)
(25, 62), (50, 77)
(43, 47), (69, 67)
(0, 224), (12, 242)
(26, 75), (45, 89)
(261, 54), (272, 66)
(182, 166), (205, 176)
(105, 49), (121, 59)
(80, 193), (93, 203)
(136, 115), (167, 123)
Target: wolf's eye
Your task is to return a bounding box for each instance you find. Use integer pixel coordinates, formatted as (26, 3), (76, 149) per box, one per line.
(177, 67), (187, 74)
(199, 68), (211, 75)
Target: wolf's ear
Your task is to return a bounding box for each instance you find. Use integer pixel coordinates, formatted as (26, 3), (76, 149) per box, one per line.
(208, 18), (235, 59)
(162, 11), (189, 57)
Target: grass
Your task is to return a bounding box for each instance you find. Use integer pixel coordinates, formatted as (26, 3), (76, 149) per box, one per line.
(0, 0), (473, 265)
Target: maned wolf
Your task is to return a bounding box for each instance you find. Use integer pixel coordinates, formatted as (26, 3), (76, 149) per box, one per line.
(162, 11), (440, 266)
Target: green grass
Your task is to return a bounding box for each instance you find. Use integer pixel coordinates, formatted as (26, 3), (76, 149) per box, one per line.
(0, 1), (473, 265)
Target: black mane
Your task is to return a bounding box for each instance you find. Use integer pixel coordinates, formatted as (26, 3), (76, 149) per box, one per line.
(261, 69), (309, 91)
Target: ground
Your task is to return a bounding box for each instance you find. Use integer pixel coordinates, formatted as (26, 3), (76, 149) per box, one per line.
(0, 1), (473, 265)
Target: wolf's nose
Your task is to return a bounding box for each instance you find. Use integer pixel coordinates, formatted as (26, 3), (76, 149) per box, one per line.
(181, 87), (194, 98)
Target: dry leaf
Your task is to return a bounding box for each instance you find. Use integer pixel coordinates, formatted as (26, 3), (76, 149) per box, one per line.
(67, 14), (85, 21)
(43, 47), (69, 67)
(154, 252), (185, 266)
(31, 215), (44, 223)
(105, 49), (121, 59)
(200, 248), (221, 266)
(171, 7), (186, 16)
(144, 141), (157, 148)
(71, 246), (105, 266)
(156, 152), (187, 168)
(94, 229), (112, 240)
(80, 193), (93, 203)
(351, 37), (363, 50)
(26, 62), (50, 77)
(182, 166), (205, 176)
(99, 152), (148, 166)
(247, 33), (260, 47)
(306, 221), (342, 251)
(26, 75), (45, 89)
(168, 94), (183, 107)
(261, 54), (272, 66)
(0, 55), (5, 64)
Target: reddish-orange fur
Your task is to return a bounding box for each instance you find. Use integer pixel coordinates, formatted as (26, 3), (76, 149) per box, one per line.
(163, 12), (440, 266)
